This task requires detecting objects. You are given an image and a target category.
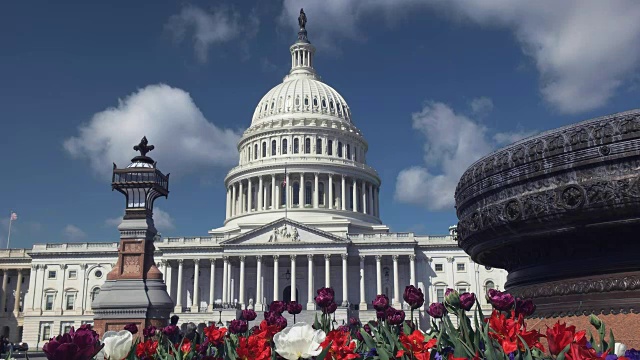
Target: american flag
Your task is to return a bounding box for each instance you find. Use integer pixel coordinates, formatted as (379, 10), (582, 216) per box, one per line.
(10, 212), (17, 221)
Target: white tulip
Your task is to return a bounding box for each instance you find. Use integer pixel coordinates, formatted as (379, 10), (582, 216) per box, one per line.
(103, 330), (133, 360)
(274, 322), (326, 360)
(615, 343), (627, 357)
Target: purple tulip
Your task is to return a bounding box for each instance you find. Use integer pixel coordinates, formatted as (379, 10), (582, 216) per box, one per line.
(515, 298), (536, 317)
(376, 310), (385, 319)
(242, 309), (258, 321)
(403, 285), (425, 309)
(349, 317), (359, 327)
(269, 300), (287, 315)
(337, 325), (349, 332)
(324, 302), (338, 314)
(427, 302), (446, 318)
(459, 292), (476, 311)
(386, 307), (406, 325)
(229, 319), (248, 334)
(142, 325), (157, 338)
(42, 325), (102, 360)
(363, 324), (372, 334)
(315, 287), (335, 308)
(487, 289), (515, 311)
(123, 323), (138, 335)
(287, 301), (303, 315)
(274, 316), (288, 329)
(162, 325), (179, 336)
(372, 294), (390, 311)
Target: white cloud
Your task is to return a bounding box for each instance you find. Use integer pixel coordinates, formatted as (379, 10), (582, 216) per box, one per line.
(64, 84), (242, 179)
(470, 97), (493, 117)
(280, 1), (640, 113)
(394, 100), (534, 210)
(104, 207), (175, 232)
(63, 224), (87, 241)
(166, 5), (259, 63)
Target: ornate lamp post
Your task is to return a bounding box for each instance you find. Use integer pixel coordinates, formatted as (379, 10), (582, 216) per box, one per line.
(93, 136), (174, 337)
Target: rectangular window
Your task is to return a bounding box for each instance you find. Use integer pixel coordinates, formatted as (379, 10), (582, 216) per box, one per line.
(42, 325), (51, 341)
(62, 323), (73, 334)
(68, 270), (77, 279)
(435, 264), (443, 272)
(45, 294), (54, 311)
(457, 263), (466, 272)
(66, 294), (76, 310)
(48, 271), (56, 279)
(327, 140), (333, 156)
(457, 286), (469, 294)
(436, 288), (445, 304)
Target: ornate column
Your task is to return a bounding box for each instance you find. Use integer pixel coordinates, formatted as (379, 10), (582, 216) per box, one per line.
(226, 187), (231, 218)
(227, 259), (233, 303)
(222, 257), (229, 306)
(14, 270), (23, 313)
(166, 262), (173, 300)
(324, 254), (331, 287)
(160, 260), (167, 282)
(273, 255), (279, 301)
(0, 270), (8, 315)
(239, 181), (244, 214)
(341, 254), (348, 306)
(393, 255), (400, 307)
(367, 184), (373, 216)
(208, 259), (216, 311)
(58, 265), (67, 313)
(247, 178), (253, 212)
(376, 255), (382, 295)
(239, 256), (246, 307)
(191, 259), (200, 312)
(359, 256), (367, 309)
(352, 179), (358, 212)
(28, 265), (38, 310)
(376, 187), (380, 217)
(314, 172), (319, 208)
(447, 256), (455, 290)
(409, 255), (416, 287)
(175, 259), (184, 312)
(341, 176), (346, 211)
(231, 183), (237, 217)
(258, 176), (264, 211)
(299, 172), (304, 207)
(328, 174), (334, 210)
(285, 173), (290, 208)
(255, 256), (263, 310)
(362, 182), (367, 214)
(290, 255), (297, 302)
(271, 174), (276, 210)
(307, 255), (314, 310)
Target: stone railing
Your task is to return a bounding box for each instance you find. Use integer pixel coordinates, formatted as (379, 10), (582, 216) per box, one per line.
(32, 243), (118, 251)
(226, 155), (379, 178)
(0, 248), (30, 258)
(162, 236), (228, 245)
(347, 233), (414, 241)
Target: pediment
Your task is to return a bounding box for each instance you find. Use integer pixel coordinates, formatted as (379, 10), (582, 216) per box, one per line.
(221, 218), (347, 246)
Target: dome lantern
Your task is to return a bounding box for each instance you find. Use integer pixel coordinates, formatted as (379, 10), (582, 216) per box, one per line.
(287, 8), (318, 80)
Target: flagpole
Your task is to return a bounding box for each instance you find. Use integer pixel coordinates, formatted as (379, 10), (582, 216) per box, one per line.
(284, 163), (288, 220)
(7, 211), (13, 249)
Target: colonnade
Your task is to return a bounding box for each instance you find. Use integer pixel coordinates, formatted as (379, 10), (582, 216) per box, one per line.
(226, 173), (380, 219)
(161, 253), (416, 313)
(0, 269), (25, 316)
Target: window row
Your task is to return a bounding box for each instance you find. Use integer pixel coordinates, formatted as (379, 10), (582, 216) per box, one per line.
(258, 95), (349, 119)
(41, 321), (94, 341)
(46, 268), (104, 280)
(434, 280), (496, 304)
(242, 137), (364, 164)
(433, 262), (467, 272)
(42, 287), (101, 311)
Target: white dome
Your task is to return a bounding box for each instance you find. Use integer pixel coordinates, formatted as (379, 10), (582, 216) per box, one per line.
(251, 77), (352, 126)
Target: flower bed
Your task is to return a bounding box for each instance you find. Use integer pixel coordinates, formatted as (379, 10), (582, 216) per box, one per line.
(17, 286), (639, 360)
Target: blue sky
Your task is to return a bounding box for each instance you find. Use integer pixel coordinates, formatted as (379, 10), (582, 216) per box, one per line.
(2, 1), (640, 248)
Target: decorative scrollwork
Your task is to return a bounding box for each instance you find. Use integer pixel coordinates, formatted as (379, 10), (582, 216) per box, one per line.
(560, 185), (585, 209)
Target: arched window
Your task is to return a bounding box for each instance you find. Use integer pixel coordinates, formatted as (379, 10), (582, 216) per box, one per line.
(329, 100), (334, 110)
(294, 138), (300, 154)
(338, 142), (343, 158)
(295, 97), (300, 106)
(248, 146), (251, 161)
(353, 147), (357, 162)
(316, 138), (322, 154)
(321, 99), (327, 108)
(271, 101), (274, 110)
(319, 183), (325, 206)
(91, 287), (100, 302)
(282, 139), (288, 155)
(254, 144), (258, 159)
(262, 142), (267, 158)
(304, 97), (309, 106)
(456, 282), (471, 294)
(484, 281), (495, 295)
(272, 140), (277, 156)
(328, 140), (333, 156)
(313, 97), (318, 107)
(305, 138), (311, 154)
(305, 181), (312, 205)
(347, 144), (351, 160)
(293, 182), (300, 206)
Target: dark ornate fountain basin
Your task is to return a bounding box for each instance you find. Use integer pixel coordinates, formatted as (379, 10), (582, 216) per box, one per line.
(455, 109), (640, 317)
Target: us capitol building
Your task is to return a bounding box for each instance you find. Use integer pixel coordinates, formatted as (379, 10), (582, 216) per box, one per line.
(0, 13), (505, 348)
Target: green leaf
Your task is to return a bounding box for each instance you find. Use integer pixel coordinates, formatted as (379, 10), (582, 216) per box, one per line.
(517, 335), (534, 360)
(377, 347), (392, 360)
(556, 343), (571, 360)
(608, 329), (616, 353)
(360, 328), (376, 349)
(314, 313), (322, 330)
(403, 321), (411, 335)
(483, 320), (502, 360)
(315, 340), (332, 360)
